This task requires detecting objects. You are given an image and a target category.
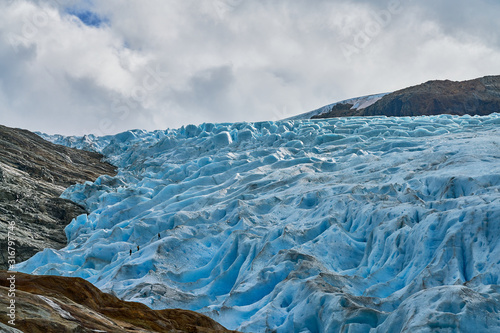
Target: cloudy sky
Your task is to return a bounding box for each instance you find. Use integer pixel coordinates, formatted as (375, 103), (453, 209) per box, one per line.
(1, 0), (499, 135)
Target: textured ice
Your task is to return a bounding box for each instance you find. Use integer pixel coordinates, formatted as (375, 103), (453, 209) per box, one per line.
(20, 114), (500, 332)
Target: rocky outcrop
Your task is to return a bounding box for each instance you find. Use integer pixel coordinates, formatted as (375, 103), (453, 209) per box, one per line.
(0, 125), (116, 269)
(310, 103), (354, 119)
(0, 270), (237, 332)
(312, 75), (500, 119)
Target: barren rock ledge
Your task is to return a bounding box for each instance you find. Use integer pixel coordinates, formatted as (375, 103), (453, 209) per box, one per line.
(0, 270), (237, 332)
(0, 124), (116, 269)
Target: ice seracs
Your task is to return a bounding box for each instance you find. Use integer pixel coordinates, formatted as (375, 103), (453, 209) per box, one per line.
(18, 114), (500, 332)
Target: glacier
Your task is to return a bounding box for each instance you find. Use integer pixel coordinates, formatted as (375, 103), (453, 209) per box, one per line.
(20, 114), (500, 332)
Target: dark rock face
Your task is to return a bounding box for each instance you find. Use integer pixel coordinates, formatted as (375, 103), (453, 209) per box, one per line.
(0, 270), (238, 332)
(362, 75), (500, 117)
(0, 125), (116, 269)
(312, 75), (500, 119)
(311, 103), (354, 119)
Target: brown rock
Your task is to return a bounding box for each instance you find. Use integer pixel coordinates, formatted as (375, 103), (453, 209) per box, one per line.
(312, 75), (500, 119)
(0, 270), (238, 333)
(362, 75), (500, 117)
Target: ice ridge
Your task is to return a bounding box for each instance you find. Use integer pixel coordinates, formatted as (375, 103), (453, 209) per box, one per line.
(19, 114), (500, 332)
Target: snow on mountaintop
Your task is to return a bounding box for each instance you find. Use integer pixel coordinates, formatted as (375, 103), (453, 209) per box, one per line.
(287, 93), (388, 120)
(19, 114), (500, 332)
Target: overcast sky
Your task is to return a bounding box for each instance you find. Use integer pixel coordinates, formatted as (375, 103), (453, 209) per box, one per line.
(1, 0), (499, 135)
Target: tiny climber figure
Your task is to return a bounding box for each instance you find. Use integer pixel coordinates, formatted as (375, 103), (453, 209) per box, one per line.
(129, 249), (132, 256)
(137, 245), (140, 251)
(158, 232), (161, 239)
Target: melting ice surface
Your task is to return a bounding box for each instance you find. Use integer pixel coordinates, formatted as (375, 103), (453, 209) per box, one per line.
(21, 114), (500, 332)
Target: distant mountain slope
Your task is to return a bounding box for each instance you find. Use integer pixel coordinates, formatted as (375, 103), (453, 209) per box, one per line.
(0, 270), (237, 332)
(306, 75), (500, 119)
(0, 125), (116, 269)
(287, 93), (388, 120)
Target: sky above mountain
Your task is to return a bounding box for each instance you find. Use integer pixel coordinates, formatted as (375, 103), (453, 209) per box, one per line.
(1, 0), (499, 135)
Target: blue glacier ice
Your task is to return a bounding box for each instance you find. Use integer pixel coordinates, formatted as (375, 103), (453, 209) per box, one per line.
(23, 114), (500, 332)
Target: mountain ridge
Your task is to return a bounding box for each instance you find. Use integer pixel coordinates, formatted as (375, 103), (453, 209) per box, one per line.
(306, 75), (500, 119)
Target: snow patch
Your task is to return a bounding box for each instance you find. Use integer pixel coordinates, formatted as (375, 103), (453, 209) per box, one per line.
(288, 93), (388, 120)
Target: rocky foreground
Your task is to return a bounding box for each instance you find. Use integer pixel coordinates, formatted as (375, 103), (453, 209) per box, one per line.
(312, 75), (500, 119)
(0, 124), (116, 269)
(0, 270), (236, 332)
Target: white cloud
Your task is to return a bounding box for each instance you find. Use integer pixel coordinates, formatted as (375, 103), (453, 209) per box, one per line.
(0, 0), (499, 135)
